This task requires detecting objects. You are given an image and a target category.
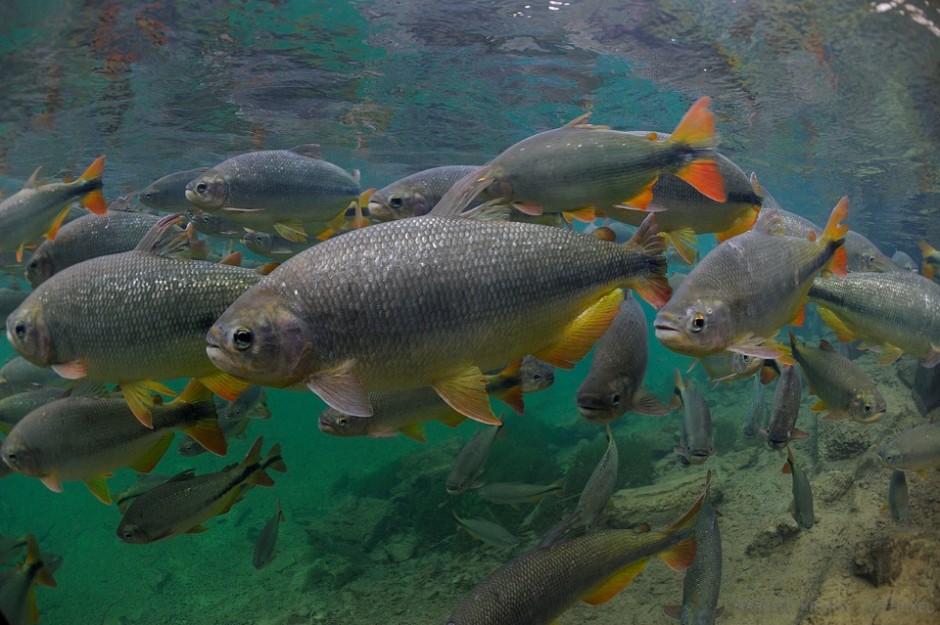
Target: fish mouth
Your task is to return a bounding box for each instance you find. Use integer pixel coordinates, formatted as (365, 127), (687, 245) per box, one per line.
(576, 397), (614, 422)
(184, 189), (200, 204)
(366, 201), (393, 222)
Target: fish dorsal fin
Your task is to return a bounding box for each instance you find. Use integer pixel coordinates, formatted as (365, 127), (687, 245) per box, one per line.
(168, 468), (197, 483)
(563, 112), (593, 128)
(289, 144), (322, 159)
(24, 165), (43, 188)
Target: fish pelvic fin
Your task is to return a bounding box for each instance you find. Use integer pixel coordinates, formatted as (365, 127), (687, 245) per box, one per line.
(83, 474), (113, 505)
(582, 558), (650, 605)
(183, 419), (228, 457)
(624, 214), (671, 309)
(534, 288), (624, 369)
(433, 366), (501, 425)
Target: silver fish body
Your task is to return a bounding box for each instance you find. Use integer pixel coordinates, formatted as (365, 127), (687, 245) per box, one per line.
(743, 375), (767, 438)
(368, 165), (479, 221)
(252, 499), (284, 569)
(673, 499), (722, 625)
(446, 425), (500, 494)
(762, 365), (803, 450)
(187, 211), (245, 239)
(453, 513), (519, 549)
(477, 480), (564, 506)
(0, 388), (70, 434)
(139, 168), (208, 212)
(242, 230), (310, 260)
(844, 231), (898, 273)
(784, 447), (815, 530)
(877, 423), (940, 472)
(673, 371), (713, 464)
(0, 357), (68, 388)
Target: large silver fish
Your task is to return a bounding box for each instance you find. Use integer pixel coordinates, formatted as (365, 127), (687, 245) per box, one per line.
(6, 215), (259, 427)
(576, 294), (671, 423)
(877, 423), (940, 473)
(368, 165), (480, 221)
(206, 213), (669, 425)
(139, 167), (208, 212)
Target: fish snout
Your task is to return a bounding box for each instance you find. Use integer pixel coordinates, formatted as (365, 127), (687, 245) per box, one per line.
(575, 393), (615, 422)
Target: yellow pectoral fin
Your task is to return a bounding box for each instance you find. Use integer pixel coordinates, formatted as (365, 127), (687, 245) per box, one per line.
(121, 380), (177, 428)
(582, 558), (650, 605)
(200, 370), (250, 402)
(433, 366), (500, 426)
(662, 229), (698, 265)
(128, 433), (174, 473)
(274, 220), (309, 243)
(398, 422), (427, 443)
(815, 307), (857, 343)
(44, 205), (73, 240)
(84, 475), (112, 505)
(876, 344), (903, 366)
(535, 289), (624, 369)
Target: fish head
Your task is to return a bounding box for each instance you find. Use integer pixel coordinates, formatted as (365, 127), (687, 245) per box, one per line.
(317, 408), (366, 437)
(367, 189), (414, 222)
(116, 521), (153, 544)
(185, 171), (228, 209)
(731, 352), (762, 376)
(24, 249), (55, 287)
(851, 389), (887, 423)
(876, 443), (903, 469)
(654, 297), (733, 356)
(519, 355), (554, 393)
(206, 291), (313, 387)
(0, 435), (38, 476)
(576, 375), (633, 423)
(6, 301), (55, 367)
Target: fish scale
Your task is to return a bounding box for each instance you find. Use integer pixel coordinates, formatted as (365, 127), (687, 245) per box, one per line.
(8, 251), (261, 384)
(208, 215), (667, 423)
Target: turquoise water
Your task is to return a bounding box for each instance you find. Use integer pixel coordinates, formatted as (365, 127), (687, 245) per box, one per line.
(1, 1), (939, 624)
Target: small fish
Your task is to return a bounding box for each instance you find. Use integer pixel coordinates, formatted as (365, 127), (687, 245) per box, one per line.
(0, 358), (70, 389)
(577, 293), (671, 423)
(445, 477), (706, 625)
(0, 536), (27, 566)
(759, 364), (806, 451)
(0, 288), (28, 322)
(242, 230), (309, 260)
(918, 239), (940, 279)
(139, 167), (208, 212)
(843, 231), (898, 273)
(655, 197), (848, 359)
(206, 212), (670, 426)
(809, 270), (940, 367)
(24, 211), (163, 287)
(185, 146), (361, 243)
(1, 380), (225, 504)
(452, 512), (519, 549)
(477, 479), (565, 506)
(117, 436), (286, 544)
(891, 250), (918, 273)
(446, 425), (501, 494)
(483, 356), (556, 412)
(663, 493), (723, 625)
(433, 97), (726, 222)
(219, 385), (270, 421)
(0, 388), (71, 435)
(0, 535), (57, 625)
(252, 499), (285, 569)
(887, 470), (911, 525)
(782, 446), (814, 530)
(368, 165), (480, 221)
(7, 214), (260, 427)
(742, 375), (767, 438)
(0, 156), (106, 262)
(789, 331), (885, 423)
(673, 370), (714, 465)
(877, 423), (940, 473)
(114, 471), (188, 514)
(187, 211), (244, 239)
(699, 351), (778, 385)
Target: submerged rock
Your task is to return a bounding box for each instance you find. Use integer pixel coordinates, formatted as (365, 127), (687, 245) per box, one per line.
(853, 535), (909, 586)
(912, 365), (940, 415)
(745, 520), (802, 557)
(817, 420), (874, 461)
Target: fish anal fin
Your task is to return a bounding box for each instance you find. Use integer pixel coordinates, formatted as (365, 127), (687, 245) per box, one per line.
(791, 301), (806, 327)
(183, 419), (228, 456)
(83, 475), (113, 505)
(676, 159), (726, 203)
(433, 366), (500, 425)
(621, 179), (656, 210)
(44, 206), (73, 240)
(399, 422), (427, 443)
(816, 307), (857, 343)
(659, 535), (698, 572)
(582, 558), (650, 605)
(662, 228), (698, 264)
(274, 220), (308, 243)
(306, 360), (372, 417)
(534, 289), (624, 369)
(128, 433), (174, 473)
(39, 472), (63, 493)
(714, 207), (760, 242)
(200, 370), (250, 402)
(562, 206), (596, 223)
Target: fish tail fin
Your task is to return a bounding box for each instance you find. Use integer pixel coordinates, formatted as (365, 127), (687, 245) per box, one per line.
(667, 97), (726, 202)
(659, 470), (710, 572)
(623, 214), (671, 309)
(262, 443), (288, 473)
(182, 419), (227, 457)
(919, 239), (938, 279)
(428, 165), (495, 218)
(23, 534), (57, 588)
(820, 196), (849, 277)
(78, 155), (107, 214)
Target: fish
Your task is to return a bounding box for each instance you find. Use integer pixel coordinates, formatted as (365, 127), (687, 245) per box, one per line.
(0, 358), (70, 389)
(601, 140), (762, 263)
(0, 288), (28, 321)
(0, 156), (106, 262)
(742, 375), (767, 438)
(655, 197), (848, 359)
(452, 513), (519, 549)
(445, 476), (706, 625)
(0, 535), (57, 625)
(887, 470), (911, 525)
(138, 167), (208, 212)
(368, 165), (480, 221)
(184, 146), (361, 243)
(752, 207), (820, 239)
(789, 331), (886, 423)
(877, 423), (940, 474)
(699, 351), (778, 385)
(477, 479), (565, 506)
(219, 385), (270, 422)
(808, 270), (940, 367)
(187, 211), (245, 239)
(483, 356), (556, 412)
(178, 413), (249, 457)
(446, 425), (501, 495)
(6, 214), (260, 427)
(891, 250), (917, 273)
(0, 379), (225, 504)
(206, 211), (670, 426)
(843, 231), (898, 273)
(918, 239), (940, 279)
(0, 455), (11, 479)
(241, 230), (309, 260)
(576, 293), (671, 423)
(24, 210), (163, 287)
(117, 436), (286, 544)
(114, 472), (187, 514)
(759, 364), (806, 450)
(663, 494), (723, 625)
(782, 446), (815, 530)
(0, 536), (27, 566)
(0, 388), (71, 436)
(673, 370), (714, 465)
(432, 96), (726, 223)
(252, 498), (285, 569)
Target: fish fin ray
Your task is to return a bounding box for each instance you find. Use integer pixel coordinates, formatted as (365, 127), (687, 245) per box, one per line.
(815, 307), (857, 342)
(399, 423), (427, 443)
(183, 419), (228, 456)
(44, 206), (73, 240)
(273, 221), (308, 243)
(876, 344), (903, 366)
(582, 558), (650, 605)
(306, 360), (372, 417)
(39, 472), (63, 493)
(662, 228), (698, 264)
(714, 207), (760, 242)
(676, 159), (726, 203)
(534, 289), (624, 369)
(433, 366), (500, 425)
(631, 387), (672, 416)
(128, 433), (174, 473)
(200, 370), (250, 402)
(83, 475), (112, 505)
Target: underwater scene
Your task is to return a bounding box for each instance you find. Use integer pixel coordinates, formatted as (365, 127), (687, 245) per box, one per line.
(1, 1), (939, 624)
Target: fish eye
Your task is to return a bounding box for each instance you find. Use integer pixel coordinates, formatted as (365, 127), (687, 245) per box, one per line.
(864, 403), (872, 413)
(690, 313), (705, 333)
(532, 373), (542, 380)
(142, 192), (153, 199)
(232, 327), (253, 351)
(196, 182), (208, 193)
(609, 393), (621, 406)
(13, 322), (26, 339)
(741, 355), (753, 363)
(4, 452), (15, 463)
(388, 196), (403, 209)
(337, 416), (348, 427)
